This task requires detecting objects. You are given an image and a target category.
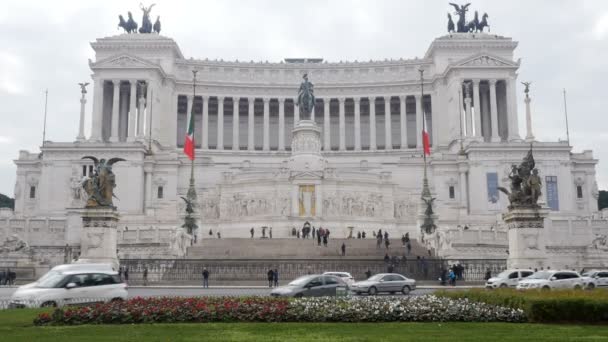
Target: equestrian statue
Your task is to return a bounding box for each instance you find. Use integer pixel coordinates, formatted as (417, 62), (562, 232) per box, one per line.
(296, 73), (315, 120)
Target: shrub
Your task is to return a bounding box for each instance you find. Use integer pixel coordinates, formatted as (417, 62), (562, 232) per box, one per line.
(436, 289), (608, 323)
(34, 295), (525, 325)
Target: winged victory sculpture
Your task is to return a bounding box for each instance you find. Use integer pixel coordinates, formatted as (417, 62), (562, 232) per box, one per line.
(81, 156), (126, 208)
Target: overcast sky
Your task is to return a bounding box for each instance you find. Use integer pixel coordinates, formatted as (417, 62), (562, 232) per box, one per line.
(0, 0), (607, 197)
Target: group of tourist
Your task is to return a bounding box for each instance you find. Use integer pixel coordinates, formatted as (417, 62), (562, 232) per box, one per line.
(0, 268), (16, 285)
(208, 230), (221, 239)
(440, 263), (465, 286)
(250, 227), (273, 239)
(382, 254), (430, 277)
(118, 266), (129, 284)
(266, 268), (279, 287)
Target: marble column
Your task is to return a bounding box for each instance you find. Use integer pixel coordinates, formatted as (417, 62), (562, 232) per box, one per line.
(119, 85), (129, 141)
(369, 97), (377, 151)
(263, 97), (270, 151)
(89, 78), (103, 142)
(109, 80), (120, 142)
(464, 82), (473, 137)
(354, 97), (361, 151)
(524, 93), (534, 142)
(384, 96), (392, 150)
(202, 95), (209, 149)
(248, 97), (255, 151)
(143, 164), (153, 212)
(415, 94), (423, 148)
(507, 77), (521, 141)
(399, 95), (406, 149)
(137, 86), (146, 139)
(145, 81), (152, 139)
(217, 96), (224, 150)
(278, 98), (285, 151)
(294, 98), (300, 125)
(77, 87), (87, 141)
(233, 98), (240, 151)
(127, 80), (137, 142)
(472, 79), (482, 139)
(459, 163), (469, 209)
(489, 79), (500, 142)
(338, 97), (345, 151)
(323, 98), (331, 151)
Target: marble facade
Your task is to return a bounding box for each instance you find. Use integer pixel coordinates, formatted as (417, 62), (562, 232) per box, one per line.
(3, 32), (606, 268)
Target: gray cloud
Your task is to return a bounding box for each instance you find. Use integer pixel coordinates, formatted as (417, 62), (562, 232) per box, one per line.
(0, 0), (607, 197)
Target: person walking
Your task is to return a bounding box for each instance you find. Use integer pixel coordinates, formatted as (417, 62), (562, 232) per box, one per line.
(440, 268), (448, 286)
(376, 235), (382, 249)
(406, 242), (412, 255)
(269, 227), (273, 239)
(322, 235), (328, 247)
(273, 268), (279, 287)
(312, 227), (316, 239)
(143, 266), (148, 286)
(385, 238), (390, 250)
(317, 231), (321, 246)
(217, 232), (221, 239)
(202, 268), (209, 288)
(124, 267), (129, 285)
(118, 266), (123, 282)
(250, 227), (254, 238)
(449, 268), (456, 286)
(341, 242), (346, 256)
(365, 269), (372, 279)
(384, 253), (390, 263)
(267, 269), (274, 288)
(362, 231), (366, 239)
(484, 268), (492, 282)
(387, 264), (394, 273)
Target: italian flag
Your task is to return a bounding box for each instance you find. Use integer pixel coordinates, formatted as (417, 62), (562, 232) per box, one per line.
(422, 115), (431, 156)
(183, 107), (195, 160)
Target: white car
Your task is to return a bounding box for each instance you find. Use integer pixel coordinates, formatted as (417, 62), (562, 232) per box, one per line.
(350, 273), (416, 295)
(485, 269), (534, 289)
(323, 272), (355, 286)
(9, 268), (127, 308)
(581, 270), (608, 289)
(516, 270), (584, 290)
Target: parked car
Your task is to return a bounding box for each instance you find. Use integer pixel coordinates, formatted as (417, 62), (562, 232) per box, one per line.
(350, 273), (416, 295)
(485, 269), (534, 289)
(323, 272), (355, 286)
(581, 270), (608, 289)
(270, 274), (348, 298)
(9, 267), (127, 308)
(516, 270), (584, 290)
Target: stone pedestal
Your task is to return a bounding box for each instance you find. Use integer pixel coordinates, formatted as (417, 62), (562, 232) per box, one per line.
(287, 120), (324, 172)
(503, 207), (549, 269)
(75, 208), (120, 269)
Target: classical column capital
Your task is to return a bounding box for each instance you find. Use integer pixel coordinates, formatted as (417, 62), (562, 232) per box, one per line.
(111, 79), (121, 86)
(186, 94), (193, 100)
(414, 94), (421, 100)
(202, 95), (210, 101)
(399, 95), (406, 101)
(354, 97), (361, 104)
(384, 96), (391, 102)
(472, 78), (481, 85)
(488, 79), (497, 86)
(248, 97), (255, 102)
(324, 98), (331, 105)
(217, 96), (225, 102)
(262, 97), (270, 104)
(278, 97), (286, 104)
(337, 97), (345, 103)
(129, 79), (139, 85)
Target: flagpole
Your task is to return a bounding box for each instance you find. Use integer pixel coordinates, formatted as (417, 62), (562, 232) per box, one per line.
(42, 89), (48, 148)
(187, 70), (198, 203)
(419, 68), (431, 199)
(562, 88), (570, 146)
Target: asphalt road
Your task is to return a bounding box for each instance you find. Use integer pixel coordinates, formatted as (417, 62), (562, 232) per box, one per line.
(0, 285), (466, 303)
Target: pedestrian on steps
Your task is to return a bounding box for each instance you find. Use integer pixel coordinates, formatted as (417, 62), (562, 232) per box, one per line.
(143, 266), (148, 286)
(341, 242), (346, 256)
(273, 269), (279, 287)
(250, 227), (254, 238)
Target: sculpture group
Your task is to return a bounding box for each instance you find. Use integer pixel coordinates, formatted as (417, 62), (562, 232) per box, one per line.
(118, 4), (161, 34)
(498, 146), (543, 209)
(81, 156), (125, 208)
(447, 3), (489, 33)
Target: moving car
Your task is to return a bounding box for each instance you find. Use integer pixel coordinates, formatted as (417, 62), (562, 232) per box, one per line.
(581, 270), (608, 289)
(270, 274), (347, 298)
(323, 272), (355, 286)
(9, 267), (127, 308)
(485, 269), (534, 289)
(350, 273), (416, 295)
(516, 270), (584, 290)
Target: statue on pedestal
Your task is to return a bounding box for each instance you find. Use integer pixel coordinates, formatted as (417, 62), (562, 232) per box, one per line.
(139, 3), (156, 34)
(81, 157), (125, 208)
(498, 146), (542, 209)
(296, 74), (315, 120)
(118, 12), (138, 34)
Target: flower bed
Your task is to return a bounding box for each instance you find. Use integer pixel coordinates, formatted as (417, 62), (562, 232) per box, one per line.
(435, 289), (608, 323)
(34, 295), (525, 325)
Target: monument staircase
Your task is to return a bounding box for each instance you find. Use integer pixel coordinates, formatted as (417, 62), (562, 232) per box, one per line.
(186, 237), (430, 259)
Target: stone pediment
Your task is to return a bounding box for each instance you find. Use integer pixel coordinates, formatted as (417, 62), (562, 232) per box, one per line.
(290, 170), (323, 180)
(90, 54), (160, 70)
(455, 54), (519, 68)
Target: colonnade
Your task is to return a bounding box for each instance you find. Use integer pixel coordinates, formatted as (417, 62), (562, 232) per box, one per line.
(176, 95), (432, 151)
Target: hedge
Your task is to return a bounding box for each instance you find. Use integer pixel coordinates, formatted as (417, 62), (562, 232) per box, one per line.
(436, 289), (608, 323)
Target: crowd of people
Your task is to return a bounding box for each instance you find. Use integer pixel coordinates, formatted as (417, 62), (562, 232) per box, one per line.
(0, 268), (16, 285)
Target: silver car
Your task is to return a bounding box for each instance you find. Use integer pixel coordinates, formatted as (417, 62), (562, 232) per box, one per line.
(350, 273), (416, 295)
(270, 274), (348, 298)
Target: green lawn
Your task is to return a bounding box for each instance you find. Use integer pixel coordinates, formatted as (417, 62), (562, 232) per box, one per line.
(1, 309), (608, 341)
